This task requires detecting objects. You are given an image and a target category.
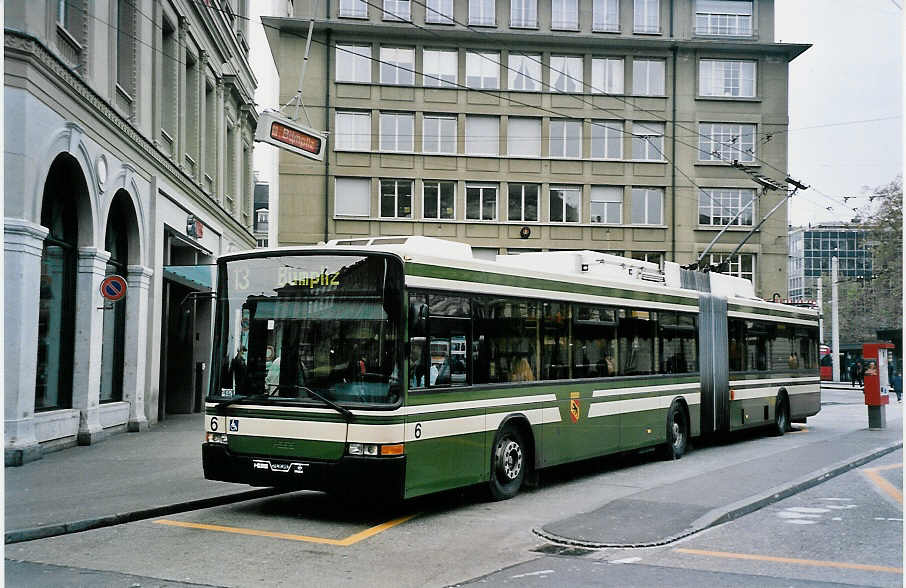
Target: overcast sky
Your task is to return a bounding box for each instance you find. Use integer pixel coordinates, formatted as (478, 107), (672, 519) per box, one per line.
(775, 0), (903, 227)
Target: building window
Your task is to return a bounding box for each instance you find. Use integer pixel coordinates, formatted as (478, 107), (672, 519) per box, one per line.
(116, 0), (136, 96)
(426, 0), (454, 22)
(590, 186), (623, 223)
(508, 53), (541, 91)
(507, 117), (541, 157)
(592, 57), (624, 94)
(465, 115), (500, 155)
(550, 186), (581, 223)
(423, 49), (458, 87)
(335, 111), (372, 151)
(707, 252), (754, 282)
(552, 0), (579, 29)
(379, 112), (415, 152)
(424, 180), (456, 219)
(698, 188), (755, 226)
(631, 187), (663, 224)
(695, 0), (753, 36)
(632, 58), (665, 95)
(508, 183), (539, 221)
(380, 47), (415, 85)
(101, 195), (129, 404)
(466, 51), (500, 88)
(511, 0), (538, 27)
(423, 114), (457, 154)
(204, 82), (216, 188)
(255, 209), (270, 233)
(335, 178), (371, 216)
(633, 0), (659, 33)
(550, 56), (583, 93)
(469, 0), (496, 25)
(699, 59), (756, 98)
(593, 0), (620, 31)
(632, 251), (664, 266)
(336, 44), (372, 83)
(184, 52), (200, 174)
(160, 19), (178, 152)
(549, 119), (582, 158)
(383, 0), (411, 20)
(467, 184), (498, 220)
(631, 121), (664, 160)
(380, 179), (413, 218)
(339, 0), (368, 17)
(699, 122), (755, 162)
(591, 120), (623, 159)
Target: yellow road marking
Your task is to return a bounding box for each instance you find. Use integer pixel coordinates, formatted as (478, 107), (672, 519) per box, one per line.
(862, 463), (903, 505)
(153, 513), (418, 546)
(673, 548), (903, 574)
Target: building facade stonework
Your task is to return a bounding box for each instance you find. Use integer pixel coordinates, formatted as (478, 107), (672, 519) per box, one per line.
(264, 0), (806, 299)
(4, 0), (257, 464)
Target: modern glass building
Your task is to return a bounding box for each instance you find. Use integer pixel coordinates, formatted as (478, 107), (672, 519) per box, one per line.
(788, 224), (874, 301)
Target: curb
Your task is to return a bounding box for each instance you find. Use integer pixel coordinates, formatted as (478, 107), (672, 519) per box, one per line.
(5, 487), (289, 544)
(534, 440), (903, 549)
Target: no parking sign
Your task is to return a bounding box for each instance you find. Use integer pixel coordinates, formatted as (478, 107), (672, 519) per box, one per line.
(100, 275), (128, 302)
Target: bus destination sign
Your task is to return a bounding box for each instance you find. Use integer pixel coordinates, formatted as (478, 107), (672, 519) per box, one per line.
(255, 110), (325, 161)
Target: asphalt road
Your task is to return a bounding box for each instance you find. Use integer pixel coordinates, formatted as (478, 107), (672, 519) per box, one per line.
(5, 387), (902, 588)
(463, 448), (903, 587)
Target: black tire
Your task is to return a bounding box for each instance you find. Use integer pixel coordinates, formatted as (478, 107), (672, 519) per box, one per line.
(488, 422), (527, 500)
(661, 400), (688, 460)
(772, 394), (789, 436)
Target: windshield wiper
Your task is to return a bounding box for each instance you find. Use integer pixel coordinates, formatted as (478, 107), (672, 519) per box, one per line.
(214, 394), (275, 412)
(271, 384), (355, 422)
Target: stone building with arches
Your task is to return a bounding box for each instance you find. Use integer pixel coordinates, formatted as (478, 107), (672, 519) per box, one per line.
(5, 1), (261, 464)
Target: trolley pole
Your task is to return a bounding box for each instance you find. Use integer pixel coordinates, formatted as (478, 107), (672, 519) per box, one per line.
(831, 257), (841, 382)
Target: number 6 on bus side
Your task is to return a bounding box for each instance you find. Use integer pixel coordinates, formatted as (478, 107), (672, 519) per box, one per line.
(414, 423), (422, 439)
(210, 417), (218, 431)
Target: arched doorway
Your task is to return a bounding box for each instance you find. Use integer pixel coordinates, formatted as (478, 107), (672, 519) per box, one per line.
(35, 155), (87, 411)
(100, 192), (136, 403)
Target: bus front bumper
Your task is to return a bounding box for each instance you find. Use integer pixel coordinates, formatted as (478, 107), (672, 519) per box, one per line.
(202, 443), (406, 500)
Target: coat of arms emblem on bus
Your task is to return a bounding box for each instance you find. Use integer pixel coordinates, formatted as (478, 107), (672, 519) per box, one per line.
(569, 392), (580, 423)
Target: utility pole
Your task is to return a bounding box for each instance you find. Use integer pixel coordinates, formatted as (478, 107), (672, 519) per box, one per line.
(817, 276), (824, 344)
(831, 256), (840, 382)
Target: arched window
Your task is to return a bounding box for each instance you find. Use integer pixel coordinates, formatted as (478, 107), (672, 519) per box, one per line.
(36, 157), (80, 411)
(100, 194), (131, 403)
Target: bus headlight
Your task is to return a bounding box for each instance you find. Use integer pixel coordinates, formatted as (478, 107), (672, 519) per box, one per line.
(347, 443), (402, 456)
(206, 432), (228, 444)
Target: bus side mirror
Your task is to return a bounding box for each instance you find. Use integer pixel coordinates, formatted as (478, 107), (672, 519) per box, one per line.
(409, 303), (428, 337)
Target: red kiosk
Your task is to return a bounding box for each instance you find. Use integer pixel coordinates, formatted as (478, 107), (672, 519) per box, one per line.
(862, 342), (893, 430)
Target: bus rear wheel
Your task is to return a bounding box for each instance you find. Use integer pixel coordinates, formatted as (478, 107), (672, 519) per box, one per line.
(488, 423), (526, 500)
(660, 401), (688, 460)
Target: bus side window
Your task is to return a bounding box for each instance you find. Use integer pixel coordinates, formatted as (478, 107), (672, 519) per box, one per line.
(426, 294), (470, 387)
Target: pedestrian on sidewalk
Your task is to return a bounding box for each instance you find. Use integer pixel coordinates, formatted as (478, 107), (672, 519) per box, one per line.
(891, 369), (902, 402)
(851, 360), (863, 388)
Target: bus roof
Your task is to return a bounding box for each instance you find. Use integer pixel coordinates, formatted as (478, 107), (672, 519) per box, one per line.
(221, 236), (818, 320)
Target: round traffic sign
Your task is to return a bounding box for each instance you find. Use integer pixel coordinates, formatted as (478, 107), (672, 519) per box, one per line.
(100, 275), (128, 302)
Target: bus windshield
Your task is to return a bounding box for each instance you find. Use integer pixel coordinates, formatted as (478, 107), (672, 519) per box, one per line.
(210, 254), (403, 406)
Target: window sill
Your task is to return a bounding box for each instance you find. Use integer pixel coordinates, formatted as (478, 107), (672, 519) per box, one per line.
(338, 13), (369, 19)
(552, 25), (580, 32)
(467, 22), (498, 27)
(592, 26), (621, 33)
(425, 19), (455, 25)
(696, 95), (761, 103)
(510, 23), (539, 30)
(694, 160), (759, 167)
(696, 225), (757, 231)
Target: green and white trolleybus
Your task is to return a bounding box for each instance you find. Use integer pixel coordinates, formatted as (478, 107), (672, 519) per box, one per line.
(203, 237), (820, 501)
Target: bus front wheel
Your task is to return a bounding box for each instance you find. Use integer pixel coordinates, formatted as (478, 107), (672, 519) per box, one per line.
(488, 423), (527, 500)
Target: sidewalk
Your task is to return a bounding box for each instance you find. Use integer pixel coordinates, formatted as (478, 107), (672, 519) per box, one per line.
(4, 414), (282, 543)
(538, 407), (903, 548)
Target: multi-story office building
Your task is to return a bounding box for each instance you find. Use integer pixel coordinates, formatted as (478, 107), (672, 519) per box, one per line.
(5, 1), (259, 464)
(263, 0), (807, 298)
(788, 223), (874, 302)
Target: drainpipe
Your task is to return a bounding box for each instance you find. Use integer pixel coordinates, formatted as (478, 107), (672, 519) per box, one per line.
(669, 0), (677, 261)
(324, 14), (332, 244)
